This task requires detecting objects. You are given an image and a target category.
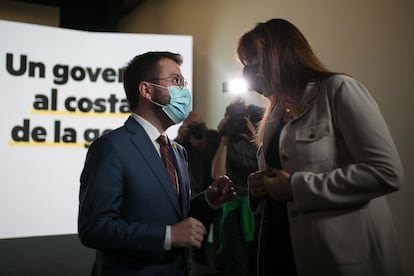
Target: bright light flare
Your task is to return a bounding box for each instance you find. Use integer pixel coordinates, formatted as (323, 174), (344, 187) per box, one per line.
(224, 78), (249, 94)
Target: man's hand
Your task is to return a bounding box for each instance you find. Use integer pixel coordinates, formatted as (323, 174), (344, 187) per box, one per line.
(217, 116), (229, 134)
(206, 175), (236, 206)
(239, 116), (257, 141)
(171, 217), (207, 248)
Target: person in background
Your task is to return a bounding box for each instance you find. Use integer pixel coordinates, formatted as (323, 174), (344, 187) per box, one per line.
(211, 98), (263, 276)
(238, 18), (404, 276)
(175, 110), (221, 266)
(78, 51), (236, 276)
(176, 111), (221, 196)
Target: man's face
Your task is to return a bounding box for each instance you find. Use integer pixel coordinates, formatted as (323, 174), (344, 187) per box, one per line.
(151, 58), (185, 105)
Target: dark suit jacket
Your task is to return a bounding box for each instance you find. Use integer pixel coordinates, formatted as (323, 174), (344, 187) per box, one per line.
(78, 116), (218, 276)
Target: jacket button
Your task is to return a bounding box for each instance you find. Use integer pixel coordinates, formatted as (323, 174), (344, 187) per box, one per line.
(281, 154), (289, 161)
(308, 133), (315, 139)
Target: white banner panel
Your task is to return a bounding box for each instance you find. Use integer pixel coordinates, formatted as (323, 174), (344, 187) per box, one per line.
(0, 20), (193, 239)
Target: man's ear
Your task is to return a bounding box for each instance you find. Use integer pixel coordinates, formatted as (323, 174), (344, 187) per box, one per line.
(138, 81), (152, 100)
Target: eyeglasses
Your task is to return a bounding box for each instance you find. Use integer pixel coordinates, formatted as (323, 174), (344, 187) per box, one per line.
(151, 75), (188, 89)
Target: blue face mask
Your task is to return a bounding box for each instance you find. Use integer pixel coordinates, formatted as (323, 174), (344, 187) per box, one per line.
(149, 83), (192, 124)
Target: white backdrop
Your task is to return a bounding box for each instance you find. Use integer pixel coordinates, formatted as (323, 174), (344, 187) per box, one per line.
(0, 20), (193, 239)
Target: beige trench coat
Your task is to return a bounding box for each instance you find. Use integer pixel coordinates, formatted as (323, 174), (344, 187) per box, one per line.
(254, 74), (404, 276)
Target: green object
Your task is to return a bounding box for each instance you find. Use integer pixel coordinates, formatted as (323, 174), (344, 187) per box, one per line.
(216, 195), (255, 255)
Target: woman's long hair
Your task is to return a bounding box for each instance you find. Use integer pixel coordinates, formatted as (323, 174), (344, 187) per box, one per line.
(237, 18), (337, 144)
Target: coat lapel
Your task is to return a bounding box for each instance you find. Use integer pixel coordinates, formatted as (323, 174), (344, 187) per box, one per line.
(260, 82), (320, 169)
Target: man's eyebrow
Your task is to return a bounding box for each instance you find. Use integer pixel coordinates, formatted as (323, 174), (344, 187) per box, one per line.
(166, 73), (183, 77)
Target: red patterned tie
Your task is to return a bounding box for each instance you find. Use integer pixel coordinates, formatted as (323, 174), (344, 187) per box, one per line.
(156, 135), (178, 195)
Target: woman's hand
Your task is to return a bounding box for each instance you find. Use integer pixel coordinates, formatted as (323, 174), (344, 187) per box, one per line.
(263, 168), (293, 201)
(248, 170), (268, 199)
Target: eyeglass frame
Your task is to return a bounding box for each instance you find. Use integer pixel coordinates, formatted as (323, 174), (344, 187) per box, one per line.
(150, 74), (188, 89)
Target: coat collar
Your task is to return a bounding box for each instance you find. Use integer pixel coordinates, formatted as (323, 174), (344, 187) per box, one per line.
(261, 81), (320, 161)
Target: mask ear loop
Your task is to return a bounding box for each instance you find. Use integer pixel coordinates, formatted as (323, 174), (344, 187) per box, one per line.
(146, 82), (169, 108)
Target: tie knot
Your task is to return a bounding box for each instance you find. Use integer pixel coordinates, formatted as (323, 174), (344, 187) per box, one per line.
(157, 135), (167, 146)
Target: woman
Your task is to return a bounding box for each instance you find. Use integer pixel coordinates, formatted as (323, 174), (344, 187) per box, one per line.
(239, 18), (404, 276)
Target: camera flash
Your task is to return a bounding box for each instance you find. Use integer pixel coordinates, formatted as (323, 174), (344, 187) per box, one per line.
(222, 78), (248, 94)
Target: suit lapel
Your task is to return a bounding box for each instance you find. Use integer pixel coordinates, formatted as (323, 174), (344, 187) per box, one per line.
(170, 140), (190, 217)
(125, 117), (182, 216)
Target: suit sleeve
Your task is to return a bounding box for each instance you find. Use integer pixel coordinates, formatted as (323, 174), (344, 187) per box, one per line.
(174, 143), (220, 225)
(189, 192), (221, 227)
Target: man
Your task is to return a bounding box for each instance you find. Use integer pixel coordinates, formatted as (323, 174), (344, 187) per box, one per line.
(78, 51), (235, 276)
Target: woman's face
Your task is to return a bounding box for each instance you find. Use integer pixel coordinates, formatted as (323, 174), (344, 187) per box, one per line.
(243, 63), (265, 95)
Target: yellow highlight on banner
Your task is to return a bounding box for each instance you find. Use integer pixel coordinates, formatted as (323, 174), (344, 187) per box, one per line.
(30, 109), (129, 117)
(8, 141), (87, 147)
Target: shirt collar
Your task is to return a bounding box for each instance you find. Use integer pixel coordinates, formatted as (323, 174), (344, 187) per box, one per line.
(130, 113), (168, 144)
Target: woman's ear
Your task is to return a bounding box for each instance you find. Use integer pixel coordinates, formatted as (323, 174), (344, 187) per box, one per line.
(138, 81), (152, 100)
